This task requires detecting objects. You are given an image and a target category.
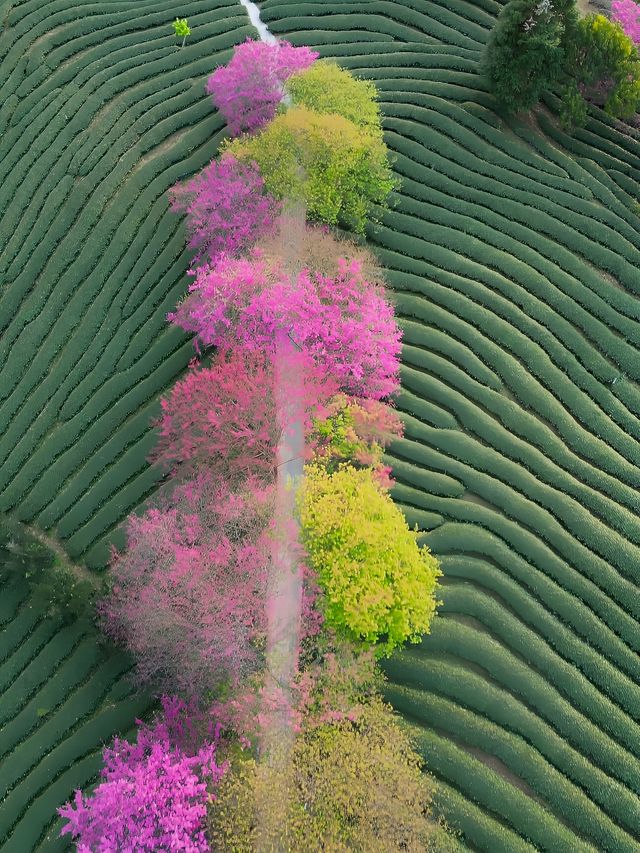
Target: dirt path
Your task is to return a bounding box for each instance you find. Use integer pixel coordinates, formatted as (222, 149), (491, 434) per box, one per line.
(262, 208), (307, 770)
(235, 2), (309, 845)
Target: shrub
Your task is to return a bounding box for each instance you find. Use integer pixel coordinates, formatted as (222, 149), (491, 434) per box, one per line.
(294, 640), (382, 726)
(567, 13), (640, 120)
(208, 699), (454, 852)
(210, 639), (381, 748)
(558, 80), (588, 129)
(151, 347), (338, 483)
(168, 155), (280, 267)
(285, 59), (383, 133)
(169, 251), (402, 400)
(483, 0), (577, 113)
(206, 38), (318, 136)
(257, 221), (388, 287)
(298, 463), (441, 654)
(225, 106), (397, 233)
(612, 0), (640, 46)
(308, 393), (404, 488)
(59, 698), (226, 853)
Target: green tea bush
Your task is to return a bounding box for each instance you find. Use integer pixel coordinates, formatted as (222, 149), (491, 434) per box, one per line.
(225, 106), (397, 233)
(298, 463), (441, 654)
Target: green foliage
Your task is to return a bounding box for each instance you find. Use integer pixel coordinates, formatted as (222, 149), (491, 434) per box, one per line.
(285, 59), (383, 134)
(483, 0), (578, 114)
(298, 463), (441, 654)
(225, 106), (397, 234)
(566, 13), (640, 122)
(172, 17), (190, 37)
(486, 0), (640, 125)
(312, 403), (364, 469)
(208, 699), (456, 852)
(0, 516), (99, 623)
(558, 80), (588, 129)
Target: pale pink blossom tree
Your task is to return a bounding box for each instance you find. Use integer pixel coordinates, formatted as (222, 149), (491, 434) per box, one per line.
(99, 471), (322, 700)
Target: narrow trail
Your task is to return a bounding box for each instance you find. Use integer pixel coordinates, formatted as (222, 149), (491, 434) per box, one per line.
(233, 5), (311, 848)
(236, 1), (308, 838)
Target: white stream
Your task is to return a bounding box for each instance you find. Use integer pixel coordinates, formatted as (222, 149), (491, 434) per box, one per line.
(238, 0), (277, 43)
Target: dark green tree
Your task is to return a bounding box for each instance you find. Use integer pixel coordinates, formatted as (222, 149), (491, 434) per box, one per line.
(484, 0), (578, 114)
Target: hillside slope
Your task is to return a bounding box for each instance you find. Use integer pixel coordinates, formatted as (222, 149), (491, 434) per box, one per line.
(0, 0), (252, 569)
(1, 0), (640, 849)
(256, 1), (640, 850)
(0, 3), (252, 849)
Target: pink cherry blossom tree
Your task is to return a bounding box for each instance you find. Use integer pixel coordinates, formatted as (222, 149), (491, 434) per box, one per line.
(168, 154), (280, 267)
(150, 347), (338, 484)
(206, 38), (319, 136)
(169, 251), (402, 401)
(58, 697), (226, 853)
(612, 0), (640, 44)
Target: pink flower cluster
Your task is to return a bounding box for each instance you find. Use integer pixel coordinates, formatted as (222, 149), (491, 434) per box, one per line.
(206, 38), (318, 136)
(612, 0), (640, 44)
(169, 253), (402, 400)
(168, 155), (279, 267)
(58, 698), (226, 853)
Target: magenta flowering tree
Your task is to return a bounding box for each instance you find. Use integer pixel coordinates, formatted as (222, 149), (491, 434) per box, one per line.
(169, 252), (402, 400)
(206, 38), (319, 136)
(168, 155), (280, 267)
(151, 347), (339, 483)
(612, 0), (640, 44)
(58, 698), (226, 853)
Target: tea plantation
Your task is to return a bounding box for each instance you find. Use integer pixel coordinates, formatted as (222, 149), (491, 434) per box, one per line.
(1, 0), (639, 849)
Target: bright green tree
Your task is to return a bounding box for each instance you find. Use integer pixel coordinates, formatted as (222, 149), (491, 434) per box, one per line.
(298, 463), (441, 654)
(285, 59), (383, 134)
(172, 17), (190, 48)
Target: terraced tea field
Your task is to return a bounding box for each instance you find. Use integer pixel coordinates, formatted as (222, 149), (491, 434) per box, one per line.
(0, 556), (152, 850)
(1, 0), (639, 849)
(0, 1), (253, 847)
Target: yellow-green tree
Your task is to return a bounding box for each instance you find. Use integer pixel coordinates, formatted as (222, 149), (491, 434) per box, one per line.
(298, 463), (441, 654)
(285, 59), (384, 134)
(209, 699), (456, 852)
